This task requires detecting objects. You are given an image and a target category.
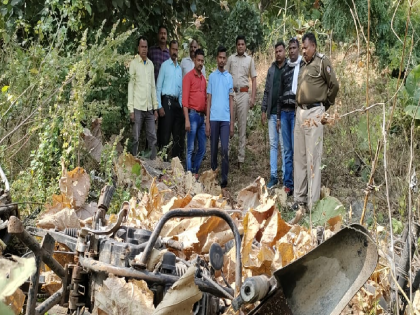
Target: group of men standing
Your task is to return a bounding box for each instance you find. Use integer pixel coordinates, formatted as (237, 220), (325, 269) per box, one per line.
(128, 26), (256, 189)
(262, 33), (339, 210)
(127, 25), (339, 210)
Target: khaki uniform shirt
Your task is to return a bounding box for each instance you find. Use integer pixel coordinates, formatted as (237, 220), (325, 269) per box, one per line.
(296, 53), (339, 106)
(127, 56), (158, 113)
(226, 52), (257, 88)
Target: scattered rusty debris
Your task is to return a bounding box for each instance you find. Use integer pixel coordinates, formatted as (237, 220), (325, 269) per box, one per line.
(9, 158), (420, 315)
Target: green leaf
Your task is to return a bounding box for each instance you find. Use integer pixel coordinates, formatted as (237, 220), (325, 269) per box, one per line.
(1, 86), (9, 93)
(0, 302), (14, 315)
(405, 65), (420, 97)
(305, 196), (346, 227)
(167, 0), (173, 4)
(405, 105), (420, 119)
(85, 3), (92, 15)
(10, 0), (20, 5)
(2, 0), (8, 5)
(131, 163), (141, 176)
(392, 218), (404, 235)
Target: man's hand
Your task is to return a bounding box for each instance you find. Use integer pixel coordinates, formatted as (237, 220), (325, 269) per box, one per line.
(205, 121), (210, 138)
(154, 111), (158, 121)
(249, 98), (255, 109)
(261, 112), (267, 125)
(130, 112), (135, 122)
(158, 108), (165, 117)
(230, 124), (234, 138)
(185, 120), (191, 132)
(276, 119), (281, 132)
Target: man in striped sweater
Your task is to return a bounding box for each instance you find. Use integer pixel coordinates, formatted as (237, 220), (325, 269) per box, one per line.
(277, 37), (302, 197)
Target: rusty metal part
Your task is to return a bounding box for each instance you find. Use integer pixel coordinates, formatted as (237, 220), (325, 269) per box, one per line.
(34, 287), (64, 315)
(0, 203), (18, 215)
(248, 289), (293, 315)
(232, 275), (274, 311)
(69, 265), (88, 311)
(267, 224), (377, 315)
(8, 216), (66, 279)
(161, 238), (184, 251)
(80, 203), (128, 237)
(78, 256), (234, 299)
(26, 254), (42, 315)
(136, 208), (242, 295)
(27, 227), (77, 252)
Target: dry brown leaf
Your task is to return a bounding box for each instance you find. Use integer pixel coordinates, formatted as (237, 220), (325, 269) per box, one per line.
(201, 225), (244, 253)
(241, 211), (260, 269)
(154, 266), (202, 315)
(82, 127), (103, 162)
(327, 215), (342, 233)
(146, 249), (168, 271)
(37, 208), (80, 231)
(115, 153), (153, 187)
(92, 276), (155, 315)
(272, 241), (294, 270)
(274, 188), (288, 207)
(260, 210), (291, 247)
(161, 195), (193, 213)
(43, 194), (71, 218)
(248, 244), (275, 276)
(184, 171), (203, 195)
(42, 271), (62, 296)
(237, 177), (268, 213)
(320, 186), (331, 199)
(199, 169), (222, 196)
(59, 166), (90, 209)
(3, 288), (25, 315)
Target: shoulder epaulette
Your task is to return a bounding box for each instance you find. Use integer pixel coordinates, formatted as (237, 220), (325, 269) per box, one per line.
(316, 53), (325, 59)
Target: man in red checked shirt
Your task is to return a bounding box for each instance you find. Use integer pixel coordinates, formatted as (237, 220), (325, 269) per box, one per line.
(183, 49), (207, 176)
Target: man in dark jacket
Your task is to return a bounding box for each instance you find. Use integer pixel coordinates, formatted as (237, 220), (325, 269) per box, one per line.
(277, 37), (301, 196)
(261, 41), (287, 188)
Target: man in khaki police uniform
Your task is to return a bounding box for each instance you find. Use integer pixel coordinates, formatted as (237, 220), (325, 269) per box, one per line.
(226, 35), (257, 169)
(292, 32), (339, 211)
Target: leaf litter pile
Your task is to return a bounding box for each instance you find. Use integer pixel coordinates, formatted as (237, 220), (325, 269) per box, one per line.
(2, 153), (420, 314)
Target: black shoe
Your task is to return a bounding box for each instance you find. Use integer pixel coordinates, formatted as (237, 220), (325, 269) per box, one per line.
(291, 202), (307, 212)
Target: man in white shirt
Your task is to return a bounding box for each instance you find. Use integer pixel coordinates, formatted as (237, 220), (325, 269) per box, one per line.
(181, 39), (206, 78)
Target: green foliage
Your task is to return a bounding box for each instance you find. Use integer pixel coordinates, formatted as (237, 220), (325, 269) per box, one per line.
(223, 1), (263, 53)
(404, 64), (420, 119)
(199, 1), (263, 55)
(305, 196), (346, 227)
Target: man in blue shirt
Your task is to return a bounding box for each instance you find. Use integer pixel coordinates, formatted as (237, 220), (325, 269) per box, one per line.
(156, 40), (184, 159)
(206, 46), (234, 188)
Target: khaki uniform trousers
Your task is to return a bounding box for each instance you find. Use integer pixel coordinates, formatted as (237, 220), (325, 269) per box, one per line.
(234, 92), (249, 163)
(293, 105), (324, 209)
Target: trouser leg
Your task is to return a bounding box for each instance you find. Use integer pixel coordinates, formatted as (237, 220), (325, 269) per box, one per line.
(186, 111), (198, 172)
(132, 109), (145, 156)
(281, 111), (295, 189)
(144, 110), (157, 160)
(235, 92), (249, 163)
(193, 115), (206, 174)
(210, 121), (220, 171)
(293, 106), (307, 203)
(220, 121), (230, 188)
(268, 115), (278, 179)
(306, 106), (324, 209)
(172, 104), (185, 159)
(158, 97), (174, 155)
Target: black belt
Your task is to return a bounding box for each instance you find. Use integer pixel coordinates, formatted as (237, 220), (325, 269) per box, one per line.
(163, 95), (178, 101)
(188, 108), (205, 116)
(299, 102), (322, 110)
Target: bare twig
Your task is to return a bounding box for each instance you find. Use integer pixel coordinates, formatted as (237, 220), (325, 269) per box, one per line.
(0, 75), (75, 146)
(366, 0), (373, 162)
